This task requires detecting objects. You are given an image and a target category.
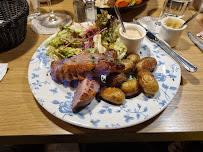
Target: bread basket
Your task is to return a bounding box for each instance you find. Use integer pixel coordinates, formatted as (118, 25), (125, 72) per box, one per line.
(0, 0), (29, 51)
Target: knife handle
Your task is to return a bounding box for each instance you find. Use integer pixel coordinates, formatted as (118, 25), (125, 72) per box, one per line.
(157, 40), (197, 72)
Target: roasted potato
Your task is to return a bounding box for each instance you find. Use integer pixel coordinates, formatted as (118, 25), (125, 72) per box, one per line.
(106, 72), (127, 87)
(120, 59), (135, 74)
(99, 87), (125, 105)
(135, 57), (157, 72)
(127, 54), (140, 64)
(121, 78), (141, 97)
(137, 70), (159, 97)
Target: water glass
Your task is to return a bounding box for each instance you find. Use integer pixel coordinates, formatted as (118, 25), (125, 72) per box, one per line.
(27, 0), (40, 20)
(164, 0), (194, 18)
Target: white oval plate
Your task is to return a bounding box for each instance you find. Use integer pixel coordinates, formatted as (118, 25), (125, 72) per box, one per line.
(28, 34), (181, 129)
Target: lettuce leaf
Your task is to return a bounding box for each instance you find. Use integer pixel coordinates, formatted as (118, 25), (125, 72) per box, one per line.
(93, 34), (106, 53)
(109, 42), (127, 60)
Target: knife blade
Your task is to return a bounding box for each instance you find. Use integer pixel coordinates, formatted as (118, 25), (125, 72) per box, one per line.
(133, 19), (197, 72)
(188, 32), (203, 51)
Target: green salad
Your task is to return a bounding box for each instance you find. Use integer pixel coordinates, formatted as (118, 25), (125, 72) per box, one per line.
(45, 10), (127, 61)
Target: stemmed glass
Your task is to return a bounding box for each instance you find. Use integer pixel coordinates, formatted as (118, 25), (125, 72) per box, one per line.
(155, 0), (168, 25)
(40, 0), (72, 28)
(137, 0), (168, 33)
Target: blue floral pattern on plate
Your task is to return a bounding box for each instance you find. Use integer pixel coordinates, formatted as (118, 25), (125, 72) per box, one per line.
(28, 33), (181, 129)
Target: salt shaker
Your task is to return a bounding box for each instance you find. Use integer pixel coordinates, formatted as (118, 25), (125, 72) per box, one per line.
(73, 0), (86, 23)
(85, 0), (97, 22)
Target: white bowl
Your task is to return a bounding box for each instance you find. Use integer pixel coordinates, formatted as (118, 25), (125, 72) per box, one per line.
(119, 23), (146, 54)
(158, 16), (187, 47)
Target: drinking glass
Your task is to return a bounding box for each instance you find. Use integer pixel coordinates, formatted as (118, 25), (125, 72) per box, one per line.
(137, 0), (168, 33)
(27, 0), (40, 20)
(40, 0), (72, 28)
(164, 0), (194, 18)
(137, 0), (193, 33)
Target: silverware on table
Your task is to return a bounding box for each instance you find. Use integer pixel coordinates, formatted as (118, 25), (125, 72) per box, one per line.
(188, 32), (203, 51)
(114, 5), (126, 33)
(133, 19), (197, 72)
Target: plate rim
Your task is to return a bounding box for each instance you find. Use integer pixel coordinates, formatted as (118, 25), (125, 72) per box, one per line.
(28, 24), (181, 130)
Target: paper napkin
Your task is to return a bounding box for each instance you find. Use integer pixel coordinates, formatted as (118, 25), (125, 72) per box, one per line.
(197, 31), (203, 39)
(0, 63), (8, 81)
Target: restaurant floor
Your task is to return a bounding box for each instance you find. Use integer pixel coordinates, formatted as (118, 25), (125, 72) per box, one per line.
(0, 141), (203, 152)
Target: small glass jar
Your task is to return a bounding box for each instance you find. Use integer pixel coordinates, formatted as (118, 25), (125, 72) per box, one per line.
(73, 0), (86, 23)
(85, 0), (97, 22)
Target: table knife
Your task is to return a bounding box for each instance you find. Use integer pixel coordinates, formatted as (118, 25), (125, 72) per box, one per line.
(188, 32), (203, 51)
(133, 19), (197, 72)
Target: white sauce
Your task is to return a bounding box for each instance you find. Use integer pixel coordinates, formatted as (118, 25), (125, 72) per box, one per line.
(122, 29), (142, 39)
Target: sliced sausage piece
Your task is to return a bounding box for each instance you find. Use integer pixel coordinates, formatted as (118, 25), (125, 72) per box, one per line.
(72, 77), (100, 112)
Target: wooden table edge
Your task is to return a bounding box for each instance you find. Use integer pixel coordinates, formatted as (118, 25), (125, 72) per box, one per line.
(1, 132), (203, 145)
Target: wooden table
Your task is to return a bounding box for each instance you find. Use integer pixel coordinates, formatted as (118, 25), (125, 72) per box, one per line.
(0, 0), (203, 145)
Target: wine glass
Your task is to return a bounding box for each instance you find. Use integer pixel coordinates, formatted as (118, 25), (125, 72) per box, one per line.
(137, 0), (168, 33)
(155, 0), (168, 25)
(40, 0), (72, 28)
